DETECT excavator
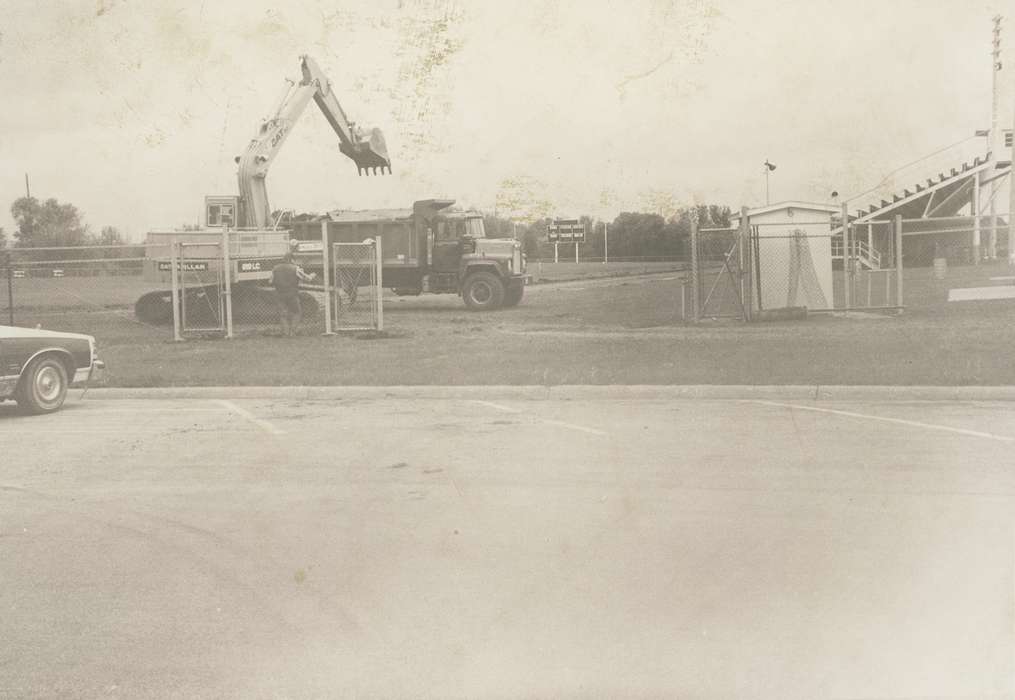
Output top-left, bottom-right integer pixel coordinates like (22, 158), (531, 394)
(135, 54), (391, 324)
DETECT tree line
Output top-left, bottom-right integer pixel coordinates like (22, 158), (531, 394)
(483, 204), (732, 260)
(7, 196), (125, 249)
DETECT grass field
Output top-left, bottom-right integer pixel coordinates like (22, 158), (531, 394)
(6, 261), (1015, 387)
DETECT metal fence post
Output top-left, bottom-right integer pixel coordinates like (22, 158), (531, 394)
(840, 203), (850, 309)
(689, 217), (700, 322)
(221, 229), (233, 339)
(374, 236), (383, 332)
(894, 214), (904, 312)
(3, 249), (12, 326)
(322, 220), (334, 335)
(170, 240), (183, 342)
(739, 206), (752, 321)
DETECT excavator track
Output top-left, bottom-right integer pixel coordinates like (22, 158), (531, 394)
(135, 283), (319, 326)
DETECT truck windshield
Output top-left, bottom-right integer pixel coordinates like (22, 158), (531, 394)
(465, 218), (485, 238)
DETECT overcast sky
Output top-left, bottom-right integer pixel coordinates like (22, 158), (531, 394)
(1, 0), (1011, 240)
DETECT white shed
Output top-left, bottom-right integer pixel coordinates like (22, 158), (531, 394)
(731, 201), (838, 311)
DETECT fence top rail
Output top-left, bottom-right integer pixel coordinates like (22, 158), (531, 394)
(11, 257), (147, 266)
(147, 228), (290, 234)
(895, 226), (1004, 236)
(7, 243), (146, 253)
(856, 215), (1004, 225)
(750, 221), (837, 227)
(698, 227), (738, 233)
(754, 232), (838, 238)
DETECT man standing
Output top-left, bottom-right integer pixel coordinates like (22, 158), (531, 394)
(271, 254), (316, 336)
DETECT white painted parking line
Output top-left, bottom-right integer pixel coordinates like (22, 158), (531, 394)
(83, 408), (226, 412)
(216, 400), (286, 436)
(0, 428), (169, 434)
(468, 399), (607, 436)
(470, 400), (521, 414)
(748, 400), (1015, 443)
(542, 418), (609, 436)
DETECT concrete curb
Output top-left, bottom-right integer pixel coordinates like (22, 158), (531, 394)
(84, 385), (1015, 401)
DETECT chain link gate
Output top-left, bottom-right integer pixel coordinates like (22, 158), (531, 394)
(170, 240), (227, 339)
(690, 223), (751, 320)
(326, 239), (383, 333)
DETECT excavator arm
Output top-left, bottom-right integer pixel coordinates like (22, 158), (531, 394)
(235, 54), (391, 229)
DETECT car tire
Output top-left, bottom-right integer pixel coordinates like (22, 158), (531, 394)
(16, 355), (69, 414)
(462, 271), (505, 311)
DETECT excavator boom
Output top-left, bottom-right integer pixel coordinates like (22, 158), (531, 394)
(235, 54), (391, 228)
(301, 55), (391, 176)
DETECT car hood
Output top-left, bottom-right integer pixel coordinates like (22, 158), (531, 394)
(0, 325), (95, 342)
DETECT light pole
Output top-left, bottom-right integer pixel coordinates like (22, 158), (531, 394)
(764, 160), (777, 205)
(604, 221), (609, 264)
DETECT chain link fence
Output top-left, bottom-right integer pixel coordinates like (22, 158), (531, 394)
(687, 214), (908, 321)
(1, 244), (165, 343)
(895, 216), (1008, 267)
(754, 230), (836, 311)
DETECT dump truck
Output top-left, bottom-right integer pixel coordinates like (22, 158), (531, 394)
(289, 199), (528, 310)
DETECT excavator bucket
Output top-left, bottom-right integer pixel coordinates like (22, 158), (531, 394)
(340, 127), (392, 176)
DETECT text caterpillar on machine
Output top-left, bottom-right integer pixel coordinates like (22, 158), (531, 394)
(135, 54), (391, 325)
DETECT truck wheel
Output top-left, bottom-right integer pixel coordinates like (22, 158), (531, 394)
(462, 271), (505, 311)
(503, 285), (524, 307)
(15, 355), (69, 414)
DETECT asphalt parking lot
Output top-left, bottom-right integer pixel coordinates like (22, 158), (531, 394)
(2, 393), (1014, 699)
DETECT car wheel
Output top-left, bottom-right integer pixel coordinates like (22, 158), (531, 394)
(16, 356), (69, 414)
(462, 271), (505, 311)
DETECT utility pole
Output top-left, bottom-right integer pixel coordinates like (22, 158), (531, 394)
(992, 16), (1002, 156)
(24, 173), (30, 199)
(604, 221), (609, 264)
(987, 16), (1003, 258)
(1009, 93), (1015, 265)
(764, 160), (776, 205)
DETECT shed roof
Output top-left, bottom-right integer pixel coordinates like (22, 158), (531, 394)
(729, 201), (840, 222)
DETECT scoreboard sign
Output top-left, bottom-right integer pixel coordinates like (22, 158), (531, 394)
(547, 219), (586, 243)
